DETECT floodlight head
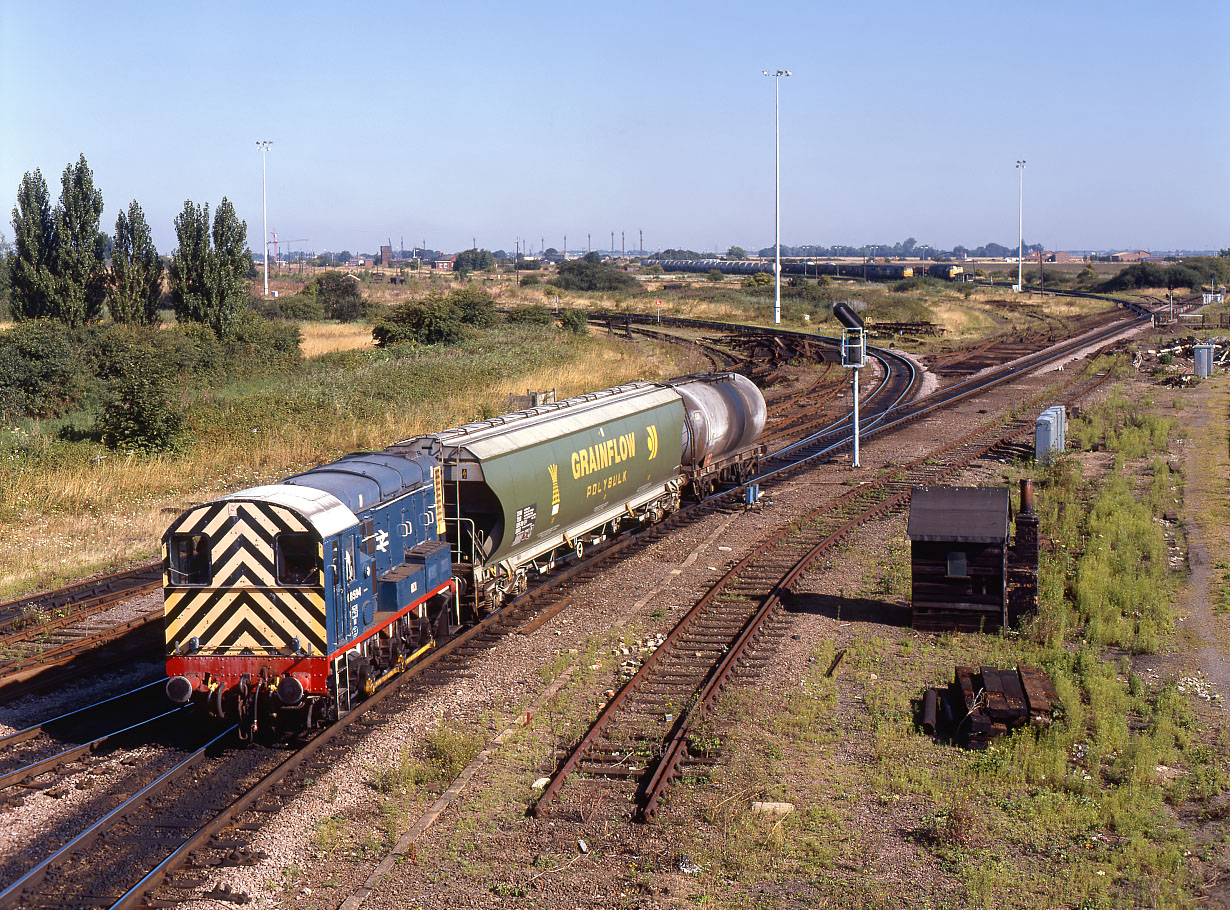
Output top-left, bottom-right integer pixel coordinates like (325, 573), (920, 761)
(762, 70), (769, 75)
(833, 302), (865, 329)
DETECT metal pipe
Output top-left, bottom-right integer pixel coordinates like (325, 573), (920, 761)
(1019, 477), (1035, 514)
(852, 367), (861, 468)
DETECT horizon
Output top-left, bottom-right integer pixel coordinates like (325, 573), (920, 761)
(3, 0), (1227, 258)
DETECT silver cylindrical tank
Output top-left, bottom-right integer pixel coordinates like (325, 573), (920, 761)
(675, 373), (766, 466)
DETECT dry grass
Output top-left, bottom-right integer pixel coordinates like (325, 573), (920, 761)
(299, 322), (375, 358)
(0, 330), (692, 599)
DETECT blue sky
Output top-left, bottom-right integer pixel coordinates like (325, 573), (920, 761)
(2, 0), (1226, 256)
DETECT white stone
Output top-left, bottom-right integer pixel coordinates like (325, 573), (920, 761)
(751, 801), (794, 816)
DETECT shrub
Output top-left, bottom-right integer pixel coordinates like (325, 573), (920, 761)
(519, 274), (541, 286)
(554, 253), (639, 292)
(0, 319), (91, 421)
(706, 269), (724, 282)
(742, 272), (774, 288)
(890, 276), (947, 293)
(166, 322), (223, 378)
(316, 271), (375, 321)
(94, 352), (184, 454)
(222, 313), (303, 377)
(373, 296), (466, 346)
(506, 305), (554, 325)
(448, 285), (497, 328)
(271, 290), (327, 321)
(559, 308), (588, 334)
(1100, 262), (1203, 292)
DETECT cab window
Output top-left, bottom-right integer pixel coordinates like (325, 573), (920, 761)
(361, 518), (376, 557)
(276, 533), (318, 586)
(169, 534), (211, 585)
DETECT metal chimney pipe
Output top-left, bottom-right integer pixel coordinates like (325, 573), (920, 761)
(1020, 478), (1035, 514)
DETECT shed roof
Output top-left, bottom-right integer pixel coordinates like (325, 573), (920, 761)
(906, 485), (1009, 543)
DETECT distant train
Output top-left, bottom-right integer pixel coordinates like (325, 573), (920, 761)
(648, 259), (964, 282)
(162, 373), (766, 736)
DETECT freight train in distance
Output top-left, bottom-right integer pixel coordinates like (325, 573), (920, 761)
(162, 373), (766, 737)
(648, 258), (964, 281)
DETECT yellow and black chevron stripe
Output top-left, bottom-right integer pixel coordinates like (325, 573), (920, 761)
(164, 500), (327, 654)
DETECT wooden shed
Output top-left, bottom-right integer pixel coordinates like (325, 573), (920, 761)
(906, 486), (1009, 632)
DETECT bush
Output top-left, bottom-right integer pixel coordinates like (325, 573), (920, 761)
(279, 291), (328, 321)
(1100, 262), (1204, 293)
(223, 313), (303, 376)
(373, 297), (467, 346)
(316, 271), (375, 321)
(742, 272), (774, 288)
(448, 285), (497, 328)
(559, 308), (588, 334)
(520, 274), (541, 286)
(889, 276), (948, 293)
(0, 320), (92, 421)
(94, 353), (184, 454)
(554, 253), (639, 292)
(706, 269), (724, 282)
(506, 305), (553, 324)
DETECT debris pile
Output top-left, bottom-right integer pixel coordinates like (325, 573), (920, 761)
(920, 664), (1059, 749)
(615, 633), (666, 679)
(1134, 335), (1228, 385)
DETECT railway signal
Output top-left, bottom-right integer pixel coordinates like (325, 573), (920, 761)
(834, 303), (865, 467)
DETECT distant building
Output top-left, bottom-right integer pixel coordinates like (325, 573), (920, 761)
(433, 257), (455, 271)
(1046, 251), (1077, 263)
(1111, 250), (1151, 263)
(380, 245), (392, 267)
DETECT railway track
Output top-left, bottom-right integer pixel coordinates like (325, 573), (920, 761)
(0, 304), (1154, 905)
(532, 361), (1115, 822)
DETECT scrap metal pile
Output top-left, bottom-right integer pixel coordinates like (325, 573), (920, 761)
(920, 664), (1059, 749)
(1134, 336), (1228, 385)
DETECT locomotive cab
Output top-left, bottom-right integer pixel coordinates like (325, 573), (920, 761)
(163, 452), (456, 738)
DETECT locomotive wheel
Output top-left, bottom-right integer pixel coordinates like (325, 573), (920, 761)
(208, 685), (224, 720)
(359, 661), (377, 697)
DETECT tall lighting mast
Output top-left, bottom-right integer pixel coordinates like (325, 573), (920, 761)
(1016, 159), (1026, 292)
(763, 69), (790, 325)
(256, 141), (273, 297)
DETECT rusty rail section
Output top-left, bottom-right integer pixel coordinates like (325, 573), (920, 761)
(0, 563), (161, 641)
(533, 364), (1113, 822)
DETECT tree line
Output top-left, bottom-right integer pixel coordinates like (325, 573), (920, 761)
(5, 154), (252, 338)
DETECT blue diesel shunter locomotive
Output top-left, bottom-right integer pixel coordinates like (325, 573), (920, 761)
(163, 451), (455, 737)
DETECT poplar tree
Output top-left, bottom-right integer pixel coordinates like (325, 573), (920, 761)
(108, 201), (163, 324)
(10, 168), (58, 320)
(169, 197), (251, 338)
(52, 154), (107, 326)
